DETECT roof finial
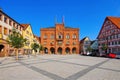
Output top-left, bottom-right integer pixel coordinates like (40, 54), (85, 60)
(62, 15), (65, 24)
(55, 15), (57, 24)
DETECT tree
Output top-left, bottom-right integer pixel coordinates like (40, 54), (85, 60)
(31, 43), (39, 56)
(39, 44), (44, 54)
(86, 46), (92, 52)
(7, 29), (27, 60)
(101, 44), (108, 54)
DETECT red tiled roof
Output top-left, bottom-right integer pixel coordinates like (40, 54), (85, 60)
(21, 24), (30, 30)
(107, 16), (120, 29)
(97, 16), (120, 39)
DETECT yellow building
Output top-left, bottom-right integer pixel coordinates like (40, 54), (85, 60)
(21, 24), (35, 54)
(33, 34), (40, 45)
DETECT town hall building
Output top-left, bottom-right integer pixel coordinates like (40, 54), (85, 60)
(40, 20), (79, 54)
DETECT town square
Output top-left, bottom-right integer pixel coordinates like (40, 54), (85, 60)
(0, 54), (120, 80)
(0, 0), (120, 80)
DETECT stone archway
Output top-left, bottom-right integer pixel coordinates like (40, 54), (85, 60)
(65, 47), (70, 54)
(0, 44), (4, 52)
(50, 47), (55, 54)
(72, 47), (77, 54)
(57, 47), (62, 54)
(44, 47), (48, 54)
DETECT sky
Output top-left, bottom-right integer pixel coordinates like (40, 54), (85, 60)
(0, 0), (120, 40)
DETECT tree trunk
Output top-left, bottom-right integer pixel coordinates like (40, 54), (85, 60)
(16, 48), (19, 60)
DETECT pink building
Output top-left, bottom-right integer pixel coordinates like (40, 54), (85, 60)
(97, 16), (120, 55)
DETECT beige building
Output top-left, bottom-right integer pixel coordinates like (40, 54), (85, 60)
(0, 10), (23, 57)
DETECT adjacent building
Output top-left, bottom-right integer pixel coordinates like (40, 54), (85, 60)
(40, 21), (79, 54)
(80, 37), (91, 54)
(0, 10), (23, 57)
(90, 40), (99, 56)
(21, 24), (35, 55)
(97, 16), (120, 55)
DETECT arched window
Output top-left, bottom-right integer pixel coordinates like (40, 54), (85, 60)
(72, 34), (76, 39)
(58, 32), (63, 39)
(66, 34), (70, 39)
(44, 34), (47, 39)
(50, 34), (54, 39)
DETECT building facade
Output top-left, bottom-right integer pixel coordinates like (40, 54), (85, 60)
(21, 24), (35, 55)
(80, 37), (91, 55)
(97, 16), (120, 55)
(0, 10), (23, 57)
(40, 22), (79, 54)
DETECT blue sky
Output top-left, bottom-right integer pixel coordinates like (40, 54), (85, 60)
(0, 0), (120, 40)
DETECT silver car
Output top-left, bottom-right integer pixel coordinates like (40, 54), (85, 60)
(116, 52), (120, 59)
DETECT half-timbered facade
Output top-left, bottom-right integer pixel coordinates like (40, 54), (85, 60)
(97, 16), (120, 55)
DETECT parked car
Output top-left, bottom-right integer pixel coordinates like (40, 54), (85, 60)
(108, 53), (116, 58)
(108, 52), (120, 59)
(100, 53), (108, 57)
(116, 52), (120, 59)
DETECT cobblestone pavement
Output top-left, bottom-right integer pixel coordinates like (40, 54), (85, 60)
(0, 54), (120, 80)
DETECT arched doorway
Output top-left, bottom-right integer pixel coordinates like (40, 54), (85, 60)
(72, 47), (77, 54)
(57, 47), (62, 54)
(0, 44), (4, 52)
(65, 47), (70, 54)
(44, 47), (48, 54)
(50, 47), (55, 54)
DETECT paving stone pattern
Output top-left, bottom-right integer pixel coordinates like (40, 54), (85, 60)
(0, 55), (120, 80)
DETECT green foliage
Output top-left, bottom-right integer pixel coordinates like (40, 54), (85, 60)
(101, 44), (108, 51)
(7, 29), (27, 49)
(86, 46), (92, 52)
(39, 44), (44, 52)
(31, 43), (39, 52)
